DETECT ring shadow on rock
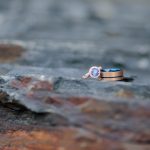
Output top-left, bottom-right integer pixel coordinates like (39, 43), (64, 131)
(121, 76), (136, 82)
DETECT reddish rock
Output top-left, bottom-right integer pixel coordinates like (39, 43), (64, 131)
(0, 128), (149, 150)
(0, 44), (25, 63)
(0, 128), (123, 150)
(68, 97), (92, 106)
(10, 76), (32, 89)
(116, 89), (134, 99)
(45, 96), (64, 106)
(30, 81), (53, 92)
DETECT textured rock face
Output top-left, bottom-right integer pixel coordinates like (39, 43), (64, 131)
(0, 0), (150, 150)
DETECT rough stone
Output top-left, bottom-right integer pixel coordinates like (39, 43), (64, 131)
(0, 0), (150, 149)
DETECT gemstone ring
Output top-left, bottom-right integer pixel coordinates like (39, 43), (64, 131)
(82, 66), (102, 79)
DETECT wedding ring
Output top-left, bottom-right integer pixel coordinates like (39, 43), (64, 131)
(101, 68), (123, 78)
(101, 76), (124, 81)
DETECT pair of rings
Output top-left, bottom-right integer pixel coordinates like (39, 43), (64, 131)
(82, 66), (124, 81)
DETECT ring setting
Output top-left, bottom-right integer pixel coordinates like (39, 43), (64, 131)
(82, 66), (102, 79)
(89, 66), (102, 78)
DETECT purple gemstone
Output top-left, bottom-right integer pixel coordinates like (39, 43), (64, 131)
(89, 67), (100, 78)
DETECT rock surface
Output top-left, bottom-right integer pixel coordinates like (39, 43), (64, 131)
(0, 0), (150, 150)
